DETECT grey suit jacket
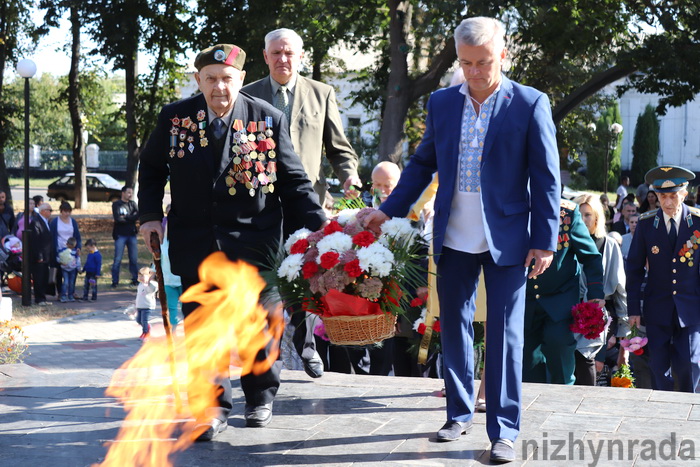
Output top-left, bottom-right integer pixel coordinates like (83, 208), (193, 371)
(242, 75), (359, 200)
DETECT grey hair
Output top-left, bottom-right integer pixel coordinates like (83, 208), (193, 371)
(264, 28), (304, 52)
(454, 17), (506, 52)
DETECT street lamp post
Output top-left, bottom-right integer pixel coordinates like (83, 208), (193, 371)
(603, 123), (624, 195)
(17, 59), (36, 307)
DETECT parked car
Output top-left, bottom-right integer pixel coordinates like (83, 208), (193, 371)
(47, 173), (123, 202)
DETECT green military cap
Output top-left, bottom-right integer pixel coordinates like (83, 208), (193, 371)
(194, 44), (246, 71)
(645, 165), (696, 193)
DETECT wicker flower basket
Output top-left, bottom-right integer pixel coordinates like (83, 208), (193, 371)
(322, 313), (397, 346)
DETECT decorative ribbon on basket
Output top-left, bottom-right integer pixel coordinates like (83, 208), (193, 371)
(319, 289), (397, 346)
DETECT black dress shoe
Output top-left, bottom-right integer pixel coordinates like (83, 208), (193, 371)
(490, 438), (515, 463)
(436, 420), (472, 441)
(302, 354), (324, 378)
(194, 418), (227, 442)
(244, 403), (273, 427)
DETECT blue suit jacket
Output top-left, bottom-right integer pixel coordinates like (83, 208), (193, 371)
(379, 76), (560, 266)
(626, 204), (700, 327)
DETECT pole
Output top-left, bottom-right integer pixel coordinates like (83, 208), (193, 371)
(150, 231), (182, 412)
(603, 138), (610, 196)
(21, 77), (31, 307)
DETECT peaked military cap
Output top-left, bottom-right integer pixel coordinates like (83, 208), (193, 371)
(194, 44), (246, 71)
(645, 165), (696, 193)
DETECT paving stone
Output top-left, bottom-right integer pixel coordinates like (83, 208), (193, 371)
(577, 397), (691, 420)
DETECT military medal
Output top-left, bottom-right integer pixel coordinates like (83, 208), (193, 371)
(201, 138), (209, 147)
(677, 230), (700, 266)
(651, 246), (659, 254)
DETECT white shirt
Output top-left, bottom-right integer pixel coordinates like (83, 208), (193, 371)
(662, 209), (683, 235)
(443, 83), (500, 254)
(56, 217), (74, 251)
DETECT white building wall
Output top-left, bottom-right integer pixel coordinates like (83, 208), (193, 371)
(619, 89), (700, 172)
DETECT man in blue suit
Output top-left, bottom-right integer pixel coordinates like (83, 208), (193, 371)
(626, 165), (700, 393)
(364, 16), (560, 463)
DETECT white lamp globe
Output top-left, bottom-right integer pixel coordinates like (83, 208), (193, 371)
(17, 59), (37, 78)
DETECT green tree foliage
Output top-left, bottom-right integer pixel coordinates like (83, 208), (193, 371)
(0, 0), (38, 203)
(4, 72), (127, 151)
(586, 103), (623, 192)
(630, 104), (659, 185)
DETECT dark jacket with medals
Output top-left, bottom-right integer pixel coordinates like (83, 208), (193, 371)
(626, 205), (700, 327)
(526, 199), (605, 322)
(138, 92), (326, 276)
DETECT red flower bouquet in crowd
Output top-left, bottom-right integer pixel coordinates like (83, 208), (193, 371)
(620, 324), (648, 355)
(272, 207), (427, 345)
(570, 301), (606, 340)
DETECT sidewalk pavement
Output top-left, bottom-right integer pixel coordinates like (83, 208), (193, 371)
(2, 294), (700, 466)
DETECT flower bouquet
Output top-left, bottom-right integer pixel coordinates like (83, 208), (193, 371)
(619, 324), (648, 355)
(570, 301), (606, 340)
(611, 364), (635, 388)
(273, 207), (427, 346)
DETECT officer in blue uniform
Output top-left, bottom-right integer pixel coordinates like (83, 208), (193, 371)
(626, 165), (700, 392)
(524, 199), (605, 384)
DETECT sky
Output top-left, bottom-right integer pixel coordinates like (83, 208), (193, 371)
(8, 7), (177, 80)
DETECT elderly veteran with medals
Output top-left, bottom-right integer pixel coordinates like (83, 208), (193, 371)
(626, 165), (700, 393)
(523, 199), (605, 385)
(138, 44), (327, 440)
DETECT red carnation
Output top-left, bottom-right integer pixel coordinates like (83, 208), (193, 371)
(344, 259), (363, 278)
(323, 220), (343, 235)
(290, 238), (309, 254)
(632, 348), (644, 356)
(433, 320), (441, 333)
(417, 323), (427, 335)
(320, 251), (340, 269)
(352, 230), (376, 247)
(302, 261), (319, 279)
(410, 297), (424, 307)
(569, 301), (606, 340)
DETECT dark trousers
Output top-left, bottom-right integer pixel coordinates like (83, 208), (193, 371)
(574, 350), (596, 385)
(437, 247), (526, 442)
(30, 261), (49, 303)
(647, 308), (700, 392)
(83, 272), (98, 299)
(181, 275), (281, 422)
(523, 301), (576, 384)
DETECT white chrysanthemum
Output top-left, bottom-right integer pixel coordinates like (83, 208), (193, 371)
(380, 217), (418, 245)
(277, 253), (304, 281)
(357, 242), (394, 277)
(336, 209), (360, 226)
(316, 232), (353, 259)
(413, 308), (428, 331)
(284, 228), (312, 253)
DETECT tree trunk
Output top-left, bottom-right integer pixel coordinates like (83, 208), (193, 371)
(68, 5), (87, 209)
(378, 0), (457, 164)
(552, 64), (636, 124)
(124, 14), (140, 189)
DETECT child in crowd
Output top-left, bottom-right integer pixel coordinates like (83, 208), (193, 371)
(81, 239), (102, 301)
(57, 237), (80, 303)
(135, 266), (158, 340)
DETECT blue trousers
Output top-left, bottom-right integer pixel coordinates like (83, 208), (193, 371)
(111, 235), (139, 284)
(437, 247), (527, 442)
(646, 308), (700, 392)
(60, 269), (77, 299)
(136, 308), (151, 334)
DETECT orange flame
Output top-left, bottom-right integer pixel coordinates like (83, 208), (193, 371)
(98, 252), (283, 466)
